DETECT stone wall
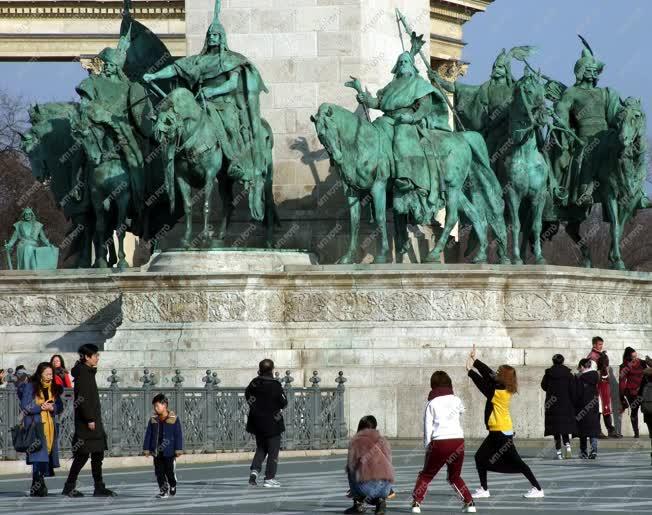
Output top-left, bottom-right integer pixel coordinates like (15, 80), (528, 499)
(2, 264), (651, 439)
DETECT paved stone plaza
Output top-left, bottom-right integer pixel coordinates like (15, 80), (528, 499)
(0, 447), (649, 514)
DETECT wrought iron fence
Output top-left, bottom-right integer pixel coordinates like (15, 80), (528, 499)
(0, 368), (348, 460)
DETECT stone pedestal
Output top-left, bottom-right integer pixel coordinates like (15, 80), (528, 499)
(2, 264), (651, 439)
(146, 249), (317, 273)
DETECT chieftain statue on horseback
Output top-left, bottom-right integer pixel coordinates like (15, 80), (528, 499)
(20, 0), (278, 268)
(314, 11), (648, 269)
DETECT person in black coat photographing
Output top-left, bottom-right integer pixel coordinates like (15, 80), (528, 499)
(541, 354), (577, 460)
(245, 359), (288, 488)
(62, 344), (116, 497)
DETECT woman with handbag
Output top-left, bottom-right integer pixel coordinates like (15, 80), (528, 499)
(19, 362), (64, 497)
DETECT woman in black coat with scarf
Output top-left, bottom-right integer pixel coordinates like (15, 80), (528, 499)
(541, 354), (577, 459)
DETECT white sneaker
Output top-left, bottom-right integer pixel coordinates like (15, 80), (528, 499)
(523, 487), (544, 498)
(411, 501), (422, 513)
(564, 445), (572, 459)
(462, 502), (477, 513)
(473, 487), (490, 498)
(263, 479), (281, 488)
(556, 451), (563, 460)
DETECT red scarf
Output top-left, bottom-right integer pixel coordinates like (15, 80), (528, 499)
(428, 386), (454, 401)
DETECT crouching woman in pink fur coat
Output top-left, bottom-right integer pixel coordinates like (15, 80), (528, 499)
(344, 415), (395, 515)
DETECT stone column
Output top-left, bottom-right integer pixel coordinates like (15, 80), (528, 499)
(184, 0), (433, 263)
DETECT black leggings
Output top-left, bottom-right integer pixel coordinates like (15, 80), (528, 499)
(624, 394), (641, 435)
(475, 432), (541, 491)
(553, 433), (570, 450)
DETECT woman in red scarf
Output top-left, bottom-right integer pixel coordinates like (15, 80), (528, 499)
(50, 354), (72, 388)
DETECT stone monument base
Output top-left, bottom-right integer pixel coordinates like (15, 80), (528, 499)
(146, 249), (317, 273)
(1, 264), (651, 439)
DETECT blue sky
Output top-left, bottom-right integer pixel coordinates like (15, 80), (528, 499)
(461, 0), (651, 129)
(0, 0), (649, 128)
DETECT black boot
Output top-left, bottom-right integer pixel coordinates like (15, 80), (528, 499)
(62, 482), (84, 497)
(375, 498), (387, 515)
(632, 417), (639, 438)
(30, 474), (47, 497)
(344, 498), (366, 514)
(93, 482), (117, 497)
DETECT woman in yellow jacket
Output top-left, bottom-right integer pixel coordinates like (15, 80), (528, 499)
(20, 362), (64, 496)
(466, 347), (544, 500)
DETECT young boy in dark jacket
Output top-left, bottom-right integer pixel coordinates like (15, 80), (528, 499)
(143, 393), (183, 499)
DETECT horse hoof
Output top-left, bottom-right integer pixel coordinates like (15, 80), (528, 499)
(582, 260), (592, 269)
(372, 254), (389, 264)
(424, 253), (440, 264)
(512, 258), (524, 265)
(535, 257), (547, 265)
(181, 239), (191, 249)
(94, 259), (109, 269)
(473, 257), (488, 264)
(500, 258), (511, 265)
(117, 259), (129, 270)
(610, 260), (626, 271)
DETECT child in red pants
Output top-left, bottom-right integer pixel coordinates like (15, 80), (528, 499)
(411, 371), (475, 513)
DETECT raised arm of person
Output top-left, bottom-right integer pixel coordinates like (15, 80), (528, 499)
(143, 64), (178, 83)
(466, 346), (496, 399)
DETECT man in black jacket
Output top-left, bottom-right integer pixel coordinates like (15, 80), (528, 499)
(245, 359), (287, 488)
(62, 344), (116, 497)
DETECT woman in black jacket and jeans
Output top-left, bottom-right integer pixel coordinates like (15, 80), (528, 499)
(245, 359), (288, 488)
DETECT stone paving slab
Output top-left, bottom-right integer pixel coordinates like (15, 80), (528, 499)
(0, 448), (649, 514)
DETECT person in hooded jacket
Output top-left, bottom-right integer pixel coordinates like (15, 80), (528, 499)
(575, 358), (601, 459)
(245, 359), (287, 488)
(541, 354), (577, 459)
(62, 344), (116, 498)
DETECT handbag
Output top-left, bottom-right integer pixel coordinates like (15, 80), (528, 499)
(11, 416), (43, 454)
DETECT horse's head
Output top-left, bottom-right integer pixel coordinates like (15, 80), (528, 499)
(514, 69), (548, 127)
(153, 88), (200, 143)
(617, 97), (646, 148)
(311, 103), (342, 164)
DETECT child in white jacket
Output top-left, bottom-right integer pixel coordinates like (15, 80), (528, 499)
(410, 371), (476, 513)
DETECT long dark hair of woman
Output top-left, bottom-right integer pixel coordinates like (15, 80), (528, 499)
(30, 362), (63, 399)
(50, 354), (67, 371)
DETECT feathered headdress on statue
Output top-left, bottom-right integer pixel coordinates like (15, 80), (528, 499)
(98, 23), (132, 71)
(390, 31), (423, 75)
(493, 46), (536, 86)
(574, 35), (604, 83)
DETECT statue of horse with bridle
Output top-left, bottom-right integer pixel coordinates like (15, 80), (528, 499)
(153, 88), (277, 248)
(560, 97), (648, 270)
(312, 102), (509, 264)
(22, 102), (109, 268)
(502, 69), (552, 264)
(70, 108), (133, 269)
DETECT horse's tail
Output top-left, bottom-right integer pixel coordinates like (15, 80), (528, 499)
(462, 131), (507, 246)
